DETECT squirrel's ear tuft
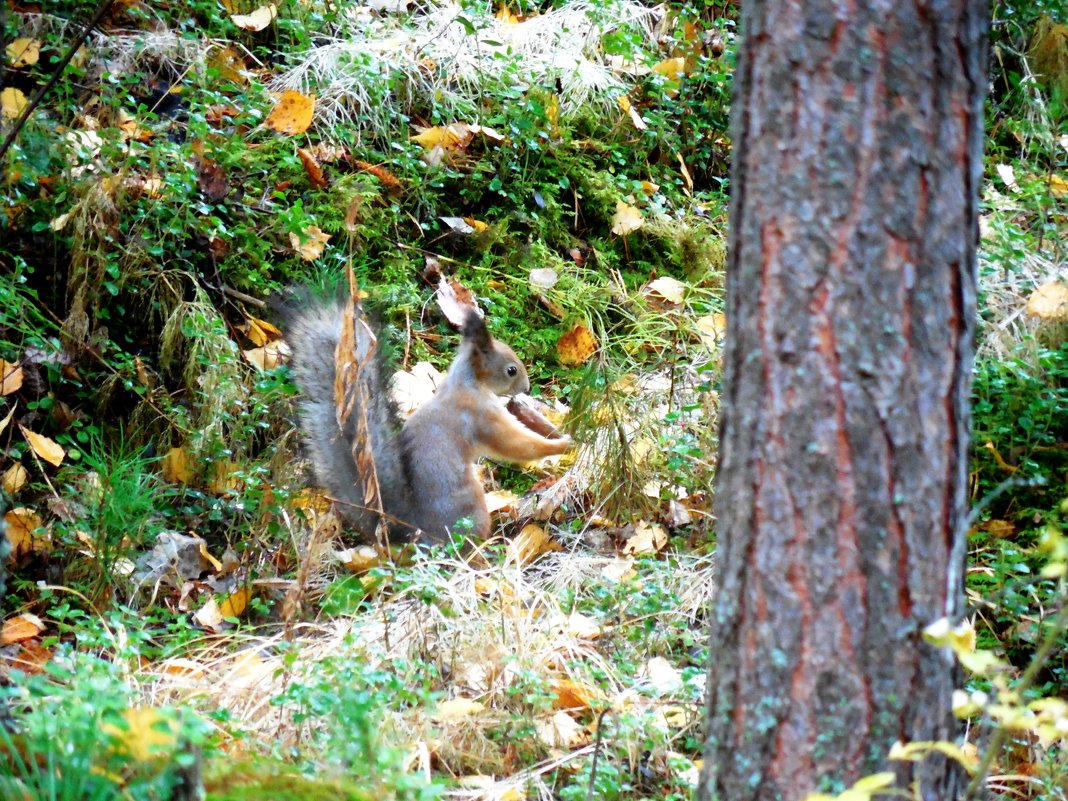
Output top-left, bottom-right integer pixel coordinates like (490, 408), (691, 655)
(462, 309), (491, 350)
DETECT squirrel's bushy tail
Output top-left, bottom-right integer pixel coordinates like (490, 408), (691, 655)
(280, 295), (414, 539)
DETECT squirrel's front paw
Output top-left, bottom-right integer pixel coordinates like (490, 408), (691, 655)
(553, 435), (574, 453)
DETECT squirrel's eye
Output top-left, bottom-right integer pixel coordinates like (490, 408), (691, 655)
(507, 365), (518, 377)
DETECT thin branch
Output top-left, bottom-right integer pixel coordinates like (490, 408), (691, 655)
(0, 0), (116, 164)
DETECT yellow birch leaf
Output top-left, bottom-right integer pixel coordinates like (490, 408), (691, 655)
(652, 56), (687, 80)
(645, 276), (687, 304)
(289, 225), (330, 261)
(0, 360), (23, 395)
(335, 545), (381, 573)
(695, 313), (727, 349)
(193, 597), (224, 629)
(496, 5), (519, 24)
(242, 344), (282, 371)
(0, 403), (16, 436)
(433, 698), (484, 722)
(616, 94), (647, 131)
(161, 447), (194, 484)
(551, 678), (604, 710)
(105, 707), (181, 761)
(4, 508), (45, 560)
(566, 611), (601, 640)
(2, 463), (28, 495)
(6, 38), (40, 69)
(209, 460), (244, 494)
(623, 520), (667, 555)
(610, 200), (643, 235)
(219, 586), (250, 618)
(1026, 281), (1068, 320)
(1050, 174), (1068, 196)
(462, 216), (489, 233)
(410, 124), (474, 151)
(265, 89), (314, 135)
(0, 613), (45, 645)
(557, 323), (597, 365)
(245, 316), (282, 346)
(485, 489), (519, 514)
(18, 424), (64, 467)
(1, 87), (28, 121)
(230, 3), (277, 31)
(508, 522), (561, 565)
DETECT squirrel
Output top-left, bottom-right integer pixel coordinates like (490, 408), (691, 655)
(282, 296), (573, 544)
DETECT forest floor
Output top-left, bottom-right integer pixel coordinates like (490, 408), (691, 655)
(0, 2), (1066, 800)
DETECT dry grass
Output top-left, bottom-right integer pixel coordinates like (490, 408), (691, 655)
(272, 0), (657, 141)
(135, 521), (712, 794)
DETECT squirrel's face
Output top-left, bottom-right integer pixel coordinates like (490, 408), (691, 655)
(484, 341), (531, 396)
(463, 311), (531, 396)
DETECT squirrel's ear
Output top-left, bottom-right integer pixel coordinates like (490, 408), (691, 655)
(462, 310), (492, 351)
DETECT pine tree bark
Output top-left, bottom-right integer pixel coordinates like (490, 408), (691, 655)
(699, 2), (988, 800)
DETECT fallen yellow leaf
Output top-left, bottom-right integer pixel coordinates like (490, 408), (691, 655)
(1, 87), (28, 121)
(1050, 174), (1068, 197)
(645, 276), (687, 305)
(610, 200), (643, 236)
(434, 698), (485, 722)
(0, 360), (23, 395)
(508, 523), (560, 566)
(551, 678), (605, 711)
(0, 613), (45, 645)
(2, 463), (28, 495)
(336, 545), (381, 573)
(557, 323), (598, 366)
(219, 586), (250, 618)
(4, 508), (45, 560)
(265, 89), (315, 135)
(652, 56), (688, 80)
(245, 316), (283, 346)
(410, 123), (474, 151)
(18, 424), (64, 467)
(105, 707), (181, 762)
(289, 225), (330, 261)
(230, 3), (277, 31)
(242, 344), (283, 371)
(6, 38), (40, 69)
(622, 520), (667, 555)
(161, 447), (194, 484)
(1026, 281), (1068, 321)
(0, 404), (14, 436)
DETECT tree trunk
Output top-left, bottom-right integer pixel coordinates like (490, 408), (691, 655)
(699, 2), (988, 800)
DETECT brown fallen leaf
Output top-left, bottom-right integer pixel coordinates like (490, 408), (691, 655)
(436, 276), (479, 327)
(196, 157), (230, 201)
(5, 508), (46, 560)
(557, 324), (598, 366)
(1, 613), (45, 645)
(297, 147), (328, 189)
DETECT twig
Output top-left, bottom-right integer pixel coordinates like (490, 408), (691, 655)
(0, 0), (116, 164)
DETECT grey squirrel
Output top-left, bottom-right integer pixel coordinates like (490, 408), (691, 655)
(283, 297), (573, 544)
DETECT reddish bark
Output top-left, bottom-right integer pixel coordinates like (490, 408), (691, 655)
(699, 2), (988, 800)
